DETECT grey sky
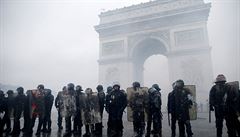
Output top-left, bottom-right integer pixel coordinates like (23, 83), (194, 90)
(0, 0), (239, 92)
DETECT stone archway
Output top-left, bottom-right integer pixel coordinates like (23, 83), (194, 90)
(95, 0), (213, 101)
(131, 38), (168, 84)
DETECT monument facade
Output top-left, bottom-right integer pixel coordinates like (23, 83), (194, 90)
(95, 0), (213, 100)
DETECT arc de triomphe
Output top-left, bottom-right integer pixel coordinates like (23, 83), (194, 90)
(95, 0), (213, 100)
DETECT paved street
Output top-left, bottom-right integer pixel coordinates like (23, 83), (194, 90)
(2, 111), (228, 137)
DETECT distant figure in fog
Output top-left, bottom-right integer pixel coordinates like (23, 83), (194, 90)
(42, 89), (54, 133)
(55, 86), (65, 130)
(11, 87), (26, 135)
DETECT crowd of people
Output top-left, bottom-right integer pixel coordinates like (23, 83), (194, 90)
(0, 74), (239, 137)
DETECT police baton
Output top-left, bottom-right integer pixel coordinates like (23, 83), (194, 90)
(209, 108), (211, 123)
(168, 112), (171, 126)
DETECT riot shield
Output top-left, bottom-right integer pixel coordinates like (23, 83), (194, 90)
(80, 92), (101, 125)
(184, 85), (197, 120)
(30, 89), (45, 118)
(126, 87), (148, 122)
(60, 92), (76, 118)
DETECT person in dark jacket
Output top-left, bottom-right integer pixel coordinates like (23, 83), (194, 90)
(73, 85), (84, 135)
(55, 86), (65, 130)
(169, 80), (193, 137)
(2, 90), (15, 134)
(95, 85), (105, 136)
(106, 83), (127, 137)
(11, 87), (26, 135)
(167, 82), (177, 137)
(42, 89), (54, 133)
(105, 86), (113, 136)
(210, 74), (240, 137)
(146, 84), (162, 137)
(22, 90), (31, 134)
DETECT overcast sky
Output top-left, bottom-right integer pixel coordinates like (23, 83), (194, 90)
(0, 0), (239, 92)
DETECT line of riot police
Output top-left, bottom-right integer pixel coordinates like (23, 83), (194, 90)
(0, 85), (54, 136)
(0, 75), (240, 137)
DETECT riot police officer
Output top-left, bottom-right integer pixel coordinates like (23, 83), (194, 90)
(106, 86), (113, 136)
(167, 82), (177, 137)
(63, 83), (77, 137)
(129, 82), (148, 137)
(106, 83), (127, 137)
(2, 90), (14, 134)
(172, 80), (193, 137)
(209, 74), (240, 137)
(11, 87), (26, 135)
(55, 86), (65, 130)
(146, 84), (162, 137)
(42, 89), (54, 133)
(31, 84), (46, 135)
(73, 85), (84, 135)
(22, 90), (31, 134)
(95, 85), (105, 136)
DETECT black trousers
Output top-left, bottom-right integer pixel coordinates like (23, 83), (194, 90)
(178, 120), (193, 137)
(57, 110), (62, 128)
(31, 114), (44, 133)
(43, 112), (52, 130)
(12, 110), (23, 133)
(133, 110), (145, 136)
(65, 116), (72, 133)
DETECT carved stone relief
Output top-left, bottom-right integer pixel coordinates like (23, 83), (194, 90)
(102, 40), (124, 56)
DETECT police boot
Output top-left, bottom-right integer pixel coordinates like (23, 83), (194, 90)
(217, 128), (222, 137)
(159, 129), (162, 137)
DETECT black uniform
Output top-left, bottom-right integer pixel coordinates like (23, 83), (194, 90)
(95, 85), (105, 136)
(11, 90), (26, 135)
(168, 80), (193, 137)
(210, 82), (239, 137)
(73, 86), (84, 135)
(168, 90), (177, 137)
(42, 89), (54, 132)
(2, 91), (14, 134)
(55, 91), (63, 129)
(106, 85), (127, 137)
(22, 90), (31, 134)
(146, 87), (162, 137)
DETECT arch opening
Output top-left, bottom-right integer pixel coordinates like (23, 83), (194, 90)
(131, 38), (169, 85)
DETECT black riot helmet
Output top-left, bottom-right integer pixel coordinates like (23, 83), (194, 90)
(113, 83), (120, 90)
(17, 87), (24, 95)
(176, 79), (184, 89)
(7, 90), (14, 95)
(76, 85), (83, 91)
(152, 84), (161, 91)
(107, 86), (113, 94)
(132, 81), (140, 90)
(67, 83), (75, 91)
(37, 84), (44, 90)
(96, 85), (103, 92)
